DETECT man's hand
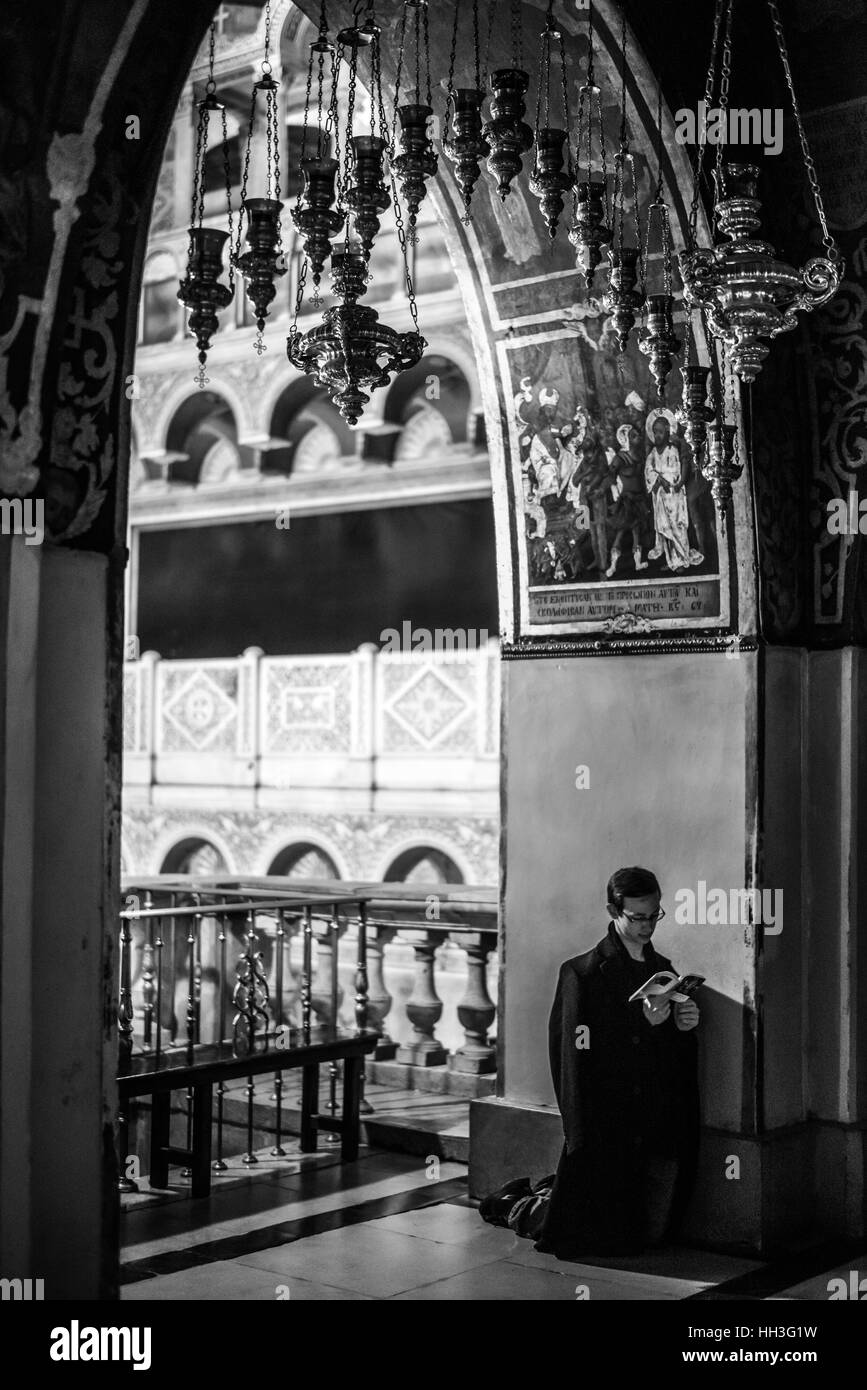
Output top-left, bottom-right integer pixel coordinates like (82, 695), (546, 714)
(674, 999), (700, 1031)
(643, 996), (671, 1026)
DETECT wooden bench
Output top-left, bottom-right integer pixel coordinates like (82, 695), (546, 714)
(119, 1030), (378, 1198)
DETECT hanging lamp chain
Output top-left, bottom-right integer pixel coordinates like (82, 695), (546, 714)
(445, 1), (459, 143)
(766, 0), (839, 261)
(510, 0), (523, 71)
(688, 0), (726, 250)
(715, 0), (734, 203)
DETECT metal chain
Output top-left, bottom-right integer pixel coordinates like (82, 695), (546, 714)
(482, 0), (496, 90)
(326, 45), (342, 191)
(291, 253), (308, 327)
(618, 0), (627, 152)
(510, 0), (523, 71)
(393, 0), (409, 130)
(596, 82), (610, 223)
(299, 39), (314, 176)
(191, 104), (207, 230)
(534, 9), (551, 137)
(715, 0), (734, 202)
(558, 25), (572, 175)
(445, 1), (459, 143)
(415, 2), (424, 100)
(423, 0), (431, 108)
(234, 82), (258, 264)
(389, 163), (421, 334)
(473, 0), (481, 93)
(270, 85), (282, 206)
(689, 0), (726, 248)
(342, 41), (358, 229)
(221, 106), (235, 293)
(766, 0), (838, 260)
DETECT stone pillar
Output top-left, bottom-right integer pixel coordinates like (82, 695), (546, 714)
(0, 540), (120, 1298)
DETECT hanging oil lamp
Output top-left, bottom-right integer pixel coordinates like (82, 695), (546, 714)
(678, 362), (715, 462)
(443, 0), (490, 224)
(681, 162), (840, 383)
(287, 2), (426, 426)
(482, 1), (533, 201)
(291, 6), (344, 306)
(232, 0), (287, 354)
(602, 7), (644, 350)
(392, 1), (437, 244)
(345, 134), (391, 261)
(704, 419), (740, 510)
(177, 21), (234, 388)
(568, 3), (612, 284)
(638, 82), (680, 396)
(678, 0), (840, 384)
(287, 240), (425, 425)
(529, 1), (572, 239)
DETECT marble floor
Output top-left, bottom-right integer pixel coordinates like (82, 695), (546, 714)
(119, 1143), (867, 1301)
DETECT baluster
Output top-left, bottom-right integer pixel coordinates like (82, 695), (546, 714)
(396, 929), (448, 1065)
(168, 909), (179, 1046)
(301, 905), (313, 1044)
(367, 926), (397, 1059)
(271, 908), (287, 1156)
(323, 903), (341, 1144)
(186, 905), (200, 1064)
(310, 914), (344, 1033)
(243, 1071), (258, 1167)
(355, 901), (373, 1116)
(448, 931), (497, 1074)
(118, 901), (135, 1074)
(154, 912), (164, 1070)
(232, 908), (270, 1057)
(213, 912), (229, 1173)
(117, 893), (138, 1193)
(141, 891), (155, 1050)
(180, 903), (200, 1179)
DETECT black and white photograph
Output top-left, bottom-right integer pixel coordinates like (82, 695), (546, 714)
(1, 0), (866, 1355)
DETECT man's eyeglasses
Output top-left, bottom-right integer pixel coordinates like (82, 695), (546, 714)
(621, 907), (666, 924)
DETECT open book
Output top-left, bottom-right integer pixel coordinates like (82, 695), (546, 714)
(627, 971), (705, 1005)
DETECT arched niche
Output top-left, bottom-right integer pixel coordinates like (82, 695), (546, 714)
(267, 841), (341, 879)
(165, 389), (241, 486)
(268, 376), (355, 475)
(159, 836), (228, 876)
(384, 845), (465, 886)
(385, 353), (472, 448)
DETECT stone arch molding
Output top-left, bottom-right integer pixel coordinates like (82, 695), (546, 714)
(256, 829), (349, 880)
(144, 376), (251, 458)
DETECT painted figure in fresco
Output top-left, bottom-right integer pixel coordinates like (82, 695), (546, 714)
(529, 387), (565, 507)
(567, 421), (612, 573)
(606, 423), (653, 578)
(644, 410), (704, 572)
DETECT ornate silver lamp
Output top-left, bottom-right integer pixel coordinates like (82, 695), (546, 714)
(678, 0), (841, 384)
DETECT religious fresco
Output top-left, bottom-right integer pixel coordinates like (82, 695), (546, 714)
(500, 309), (730, 639)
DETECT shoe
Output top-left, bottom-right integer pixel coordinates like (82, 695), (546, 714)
(479, 1177), (532, 1226)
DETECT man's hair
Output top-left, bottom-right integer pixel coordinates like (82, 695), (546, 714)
(607, 866), (661, 911)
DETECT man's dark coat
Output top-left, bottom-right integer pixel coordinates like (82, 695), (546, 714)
(537, 923), (700, 1256)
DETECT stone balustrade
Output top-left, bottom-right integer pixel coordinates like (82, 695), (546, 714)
(123, 643), (500, 799)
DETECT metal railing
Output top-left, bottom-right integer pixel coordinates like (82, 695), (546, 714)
(117, 876), (499, 1184)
